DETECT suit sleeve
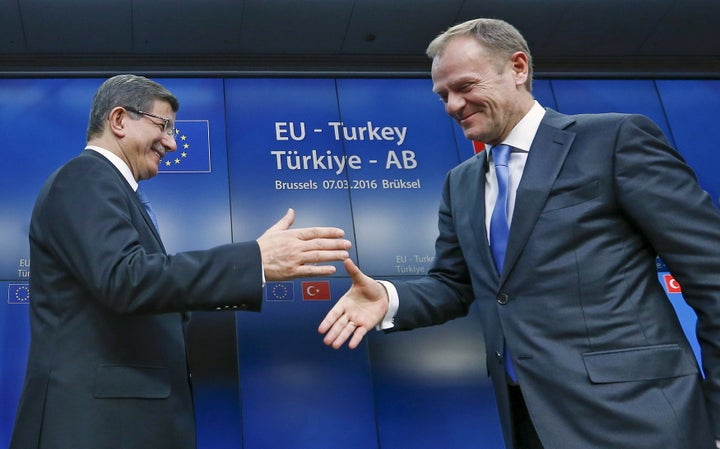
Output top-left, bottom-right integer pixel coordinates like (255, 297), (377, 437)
(34, 156), (263, 315)
(614, 114), (720, 434)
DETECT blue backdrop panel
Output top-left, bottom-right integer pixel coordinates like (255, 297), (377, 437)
(335, 78), (460, 276)
(656, 80), (720, 207)
(333, 78), (503, 448)
(146, 78), (234, 252)
(149, 78), (243, 449)
(0, 78), (100, 448)
(551, 79), (674, 145)
(0, 79), (97, 280)
(0, 282), (30, 447)
(370, 298), (504, 449)
(225, 78), (378, 449)
(1, 76), (715, 449)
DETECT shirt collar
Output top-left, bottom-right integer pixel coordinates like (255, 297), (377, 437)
(486, 100), (546, 157)
(85, 145), (138, 191)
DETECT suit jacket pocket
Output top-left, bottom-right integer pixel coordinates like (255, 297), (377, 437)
(94, 364), (171, 399)
(583, 344), (697, 383)
(543, 180), (598, 212)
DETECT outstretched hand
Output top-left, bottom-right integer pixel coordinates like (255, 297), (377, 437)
(257, 208), (351, 280)
(318, 258), (389, 349)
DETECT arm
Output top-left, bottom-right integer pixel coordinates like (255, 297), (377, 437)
(614, 115), (720, 435)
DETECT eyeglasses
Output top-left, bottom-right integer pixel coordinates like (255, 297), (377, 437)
(123, 106), (177, 137)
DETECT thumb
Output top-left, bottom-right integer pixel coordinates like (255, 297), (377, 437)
(265, 208), (295, 233)
(344, 258), (366, 284)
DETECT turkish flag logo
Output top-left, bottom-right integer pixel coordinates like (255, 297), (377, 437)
(301, 281), (331, 301)
(663, 274), (682, 293)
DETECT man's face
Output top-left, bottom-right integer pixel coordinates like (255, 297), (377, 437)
(123, 100), (177, 181)
(431, 35), (526, 146)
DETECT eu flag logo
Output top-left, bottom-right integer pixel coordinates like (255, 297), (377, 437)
(8, 283), (30, 304)
(265, 282), (295, 301)
(159, 120), (211, 173)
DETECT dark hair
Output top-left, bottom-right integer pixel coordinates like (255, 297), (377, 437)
(426, 18), (534, 92)
(86, 74), (179, 141)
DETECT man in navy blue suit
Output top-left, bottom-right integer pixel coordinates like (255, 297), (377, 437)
(10, 74), (351, 449)
(320, 18), (720, 449)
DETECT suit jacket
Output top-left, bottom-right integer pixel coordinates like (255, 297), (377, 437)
(10, 150), (263, 449)
(392, 109), (720, 448)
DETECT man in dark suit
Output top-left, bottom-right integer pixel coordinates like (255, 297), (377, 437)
(10, 74), (351, 449)
(319, 18), (720, 448)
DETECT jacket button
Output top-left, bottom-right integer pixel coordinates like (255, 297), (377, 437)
(497, 293), (509, 305)
(495, 351), (502, 360)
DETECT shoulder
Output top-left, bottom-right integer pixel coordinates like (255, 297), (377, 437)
(38, 151), (129, 212)
(449, 151), (485, 177)
(50, 151), (121, 188)
(543, 108), (657, 132)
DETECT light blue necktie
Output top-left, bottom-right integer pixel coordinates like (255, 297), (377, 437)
(136, 186), (160, 233)
(489, 144), (518, 383)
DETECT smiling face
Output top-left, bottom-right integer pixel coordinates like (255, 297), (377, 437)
(431, 35), (533, 146)
(103, 99), (178, 181)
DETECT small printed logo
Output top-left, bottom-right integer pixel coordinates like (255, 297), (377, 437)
(663, 274), (682, 293)
(8, 283), (30, 304)
(301, 281), (331, 301)
(266, 282), (295, 301)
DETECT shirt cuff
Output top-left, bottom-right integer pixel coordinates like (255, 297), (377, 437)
(375, 280), (398, 330)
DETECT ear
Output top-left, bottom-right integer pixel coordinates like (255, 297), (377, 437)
(509, 51), (529, 88)
(107, 106), (129, 138)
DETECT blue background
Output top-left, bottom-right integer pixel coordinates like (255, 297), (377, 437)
(1, 77), (718, 448)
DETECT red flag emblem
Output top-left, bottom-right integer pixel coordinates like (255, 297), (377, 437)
(301, 281), (331, 300)
(663, 274), (682, 293)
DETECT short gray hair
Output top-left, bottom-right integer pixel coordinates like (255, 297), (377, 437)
(86, 74), (179, 141)
(426, 18), (533, 92)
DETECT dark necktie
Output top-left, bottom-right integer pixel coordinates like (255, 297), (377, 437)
(489, 144), (518, 383)
(136, 186), (160, 233)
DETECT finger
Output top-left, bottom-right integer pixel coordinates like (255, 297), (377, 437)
(293, 226), (346, 240)
(300, 248), (351, 265)
(297, 264), (338, 277)
(322, 312), (354, 347)
(318, 302), (345, 334)
(322, 318), (346, 347)
(348, 325), (368, 350)
(330, 319), (358, 349)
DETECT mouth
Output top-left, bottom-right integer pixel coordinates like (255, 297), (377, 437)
(151, 147), (165, 164)
(458, 111), (477, 126)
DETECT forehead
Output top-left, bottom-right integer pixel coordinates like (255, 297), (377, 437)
(431, 37), (496, 91)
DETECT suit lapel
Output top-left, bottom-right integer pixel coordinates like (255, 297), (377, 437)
(502, 110), (575, 279)
(85, 151), (167, 252)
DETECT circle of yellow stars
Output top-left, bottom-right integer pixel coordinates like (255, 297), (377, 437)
(164, 129), (190, 167)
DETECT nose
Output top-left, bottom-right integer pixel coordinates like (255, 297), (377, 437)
(163, 133), (178, 152)
(445, 92), (465, 117)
